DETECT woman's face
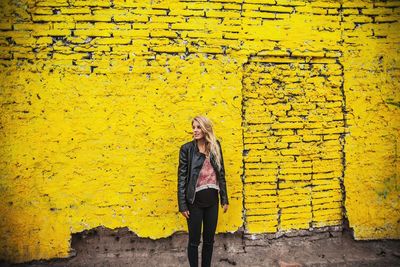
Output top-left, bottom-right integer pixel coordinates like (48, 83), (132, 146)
(192, 120), (205, 140)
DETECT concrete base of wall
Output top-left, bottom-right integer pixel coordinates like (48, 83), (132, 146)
(2, 226), (399, 267)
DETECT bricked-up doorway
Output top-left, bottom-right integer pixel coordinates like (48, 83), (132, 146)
(242, 54), (346, 234)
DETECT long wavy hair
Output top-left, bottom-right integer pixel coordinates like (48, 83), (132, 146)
(192, 115), (222, 171)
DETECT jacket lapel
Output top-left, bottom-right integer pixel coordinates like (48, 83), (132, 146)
(191, 140), (205, 171)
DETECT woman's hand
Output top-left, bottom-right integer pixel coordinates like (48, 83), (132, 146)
(181, 210), (190, 219)
(222, 204), (228, 213)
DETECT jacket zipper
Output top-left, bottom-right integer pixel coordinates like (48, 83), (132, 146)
(192, 190), (196, 204)
(191, 169), (200, 204)
(191, 154), (218, 204)
(191, 152), (203, 204)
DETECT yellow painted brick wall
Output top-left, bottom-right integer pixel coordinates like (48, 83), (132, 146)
(0, 0), (398, 263)
(341, 0), (400, 239)
(243, 57), (344, 233)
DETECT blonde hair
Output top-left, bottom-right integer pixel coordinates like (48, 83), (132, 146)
(192, 115), (222, 171)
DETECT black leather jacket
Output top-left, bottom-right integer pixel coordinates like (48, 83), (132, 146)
(177, 139), (229, 212)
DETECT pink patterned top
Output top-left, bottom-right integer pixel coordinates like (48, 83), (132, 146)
(196, 156), (220, 192)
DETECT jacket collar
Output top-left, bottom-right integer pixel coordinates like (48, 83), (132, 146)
(192, 139), (199, 152)
(192, 139), (206, 156)
(192, 139), (215, 161)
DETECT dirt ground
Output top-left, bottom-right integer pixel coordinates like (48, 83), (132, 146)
(1, 225), (400, 267)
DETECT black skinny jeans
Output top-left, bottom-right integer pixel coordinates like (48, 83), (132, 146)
(186, 201), (219, 267)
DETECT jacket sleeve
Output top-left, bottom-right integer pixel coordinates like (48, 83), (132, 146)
(217, 140), (229, 206)
(177, 144), (189, 212)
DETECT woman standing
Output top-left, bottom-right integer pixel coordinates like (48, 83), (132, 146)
(177, 115), (229, 267)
